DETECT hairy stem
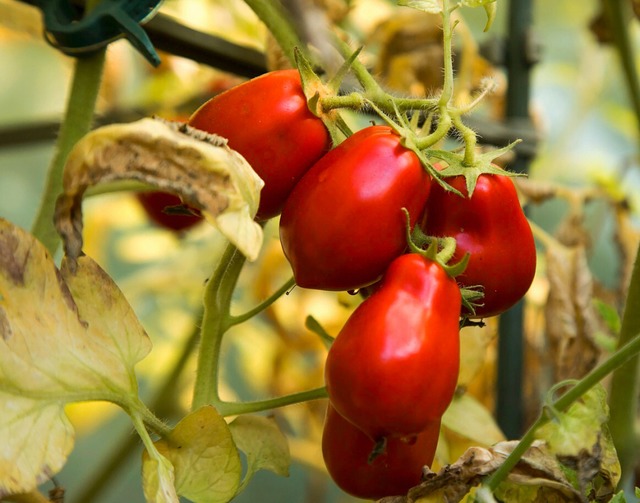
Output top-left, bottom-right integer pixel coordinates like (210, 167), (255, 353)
(215, 386), (328, 417)
(192, 244), (246, 410)
(31, 49), (105, 254)
(243, 0), (307, 66)
(228, 276), (296, 327)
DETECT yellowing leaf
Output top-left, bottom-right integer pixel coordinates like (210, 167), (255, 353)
(54, 118), (264, 262)
(229, 415), (290, 492)
(442, 393), (505, 447)
(142, 453), (179, 503)
(0, 218), (151, 496)
(535, 384), (621, 497)
(145, 406), (242, 503)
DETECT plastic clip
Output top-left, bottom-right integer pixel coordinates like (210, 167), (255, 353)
(25, 0), (163, 66)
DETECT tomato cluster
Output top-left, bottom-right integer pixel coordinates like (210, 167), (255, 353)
(182, 70), (536, 499)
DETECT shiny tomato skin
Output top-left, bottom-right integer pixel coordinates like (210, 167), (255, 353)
(188, 69), (331, 221)
(322, 403), (440, 500)
(423, 172), (536, 318)
(136, 191), (202, 231)
(279, 125), (431, 291)
(324, 253), (460, 440)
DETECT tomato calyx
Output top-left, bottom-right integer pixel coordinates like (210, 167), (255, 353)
(403, 208), (483, 316)
(294, 48), (356, 145)
(429, 140), (523, 196)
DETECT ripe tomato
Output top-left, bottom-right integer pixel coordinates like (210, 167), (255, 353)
(136, 191), (202, 231)
(422, 171), (536, 318)
(324, 253), (460, 440)
(322, 403), (440, 500)
(279, 125), (431, 291)
(188, 69), (331, 221)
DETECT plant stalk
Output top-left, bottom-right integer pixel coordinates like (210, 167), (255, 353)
(31, 49), (105, 254)
(191, 243), (246, 410)
(608, 240), (640, 493)
(215, 386), (328, 417)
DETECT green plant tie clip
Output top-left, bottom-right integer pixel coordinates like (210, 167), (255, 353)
(23, 0), (163, 66)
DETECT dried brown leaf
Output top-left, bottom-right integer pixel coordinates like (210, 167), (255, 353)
(544, 241), (601, 381)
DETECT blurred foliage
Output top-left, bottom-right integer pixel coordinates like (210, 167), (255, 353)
(1, 0), (640, 502)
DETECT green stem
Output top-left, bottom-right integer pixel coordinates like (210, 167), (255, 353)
(191, 244), (246, 410)
(228, 276), (296, 327)
(439, 1), (455, 108)
(215, 386), (328, 417)
(451, 113), (478, 166)
(485, 331), (640, 491)
(608, 241), (640, 493)
(30, 49), (106, 254)
(603, 0), (640, 145)
(243, 0), (308, 66)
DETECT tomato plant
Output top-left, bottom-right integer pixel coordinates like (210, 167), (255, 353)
(322, 403), (440, 500)
(324, 253), (461, 440)
(422, 171), (536, 318)
(188, 69), (331, 221)
(136, 191), (202, 231)
(279, 125), (431, 291)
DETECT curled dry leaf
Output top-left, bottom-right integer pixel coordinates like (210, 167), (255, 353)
(54, 118), (264, 264)
(380, 441), (581, 503)
(544, 241), (601, 382)
(0, 218), (151, 497)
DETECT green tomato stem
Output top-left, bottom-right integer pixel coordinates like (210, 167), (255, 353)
(483, 242), (640, 492)
(608, 240), (640, 494)
(243, 0), (308, 66)
(192, 243), (246, 411)
(602, 0), (640, 143)
(30, 49), (105, 254)
(227, 276), (296, 327)
(439, 1), (455, 109)
(451, 113), (478, 166)
(214, 386), (328, 417)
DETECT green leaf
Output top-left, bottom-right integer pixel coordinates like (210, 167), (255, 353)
(0, 218), (151, 497)
(54, 118), (264, 262)
(398, 0), (442, 14)
(610, 491), (628, 502)
(229, 415), (291, 493)
(146, 406), (242, 503)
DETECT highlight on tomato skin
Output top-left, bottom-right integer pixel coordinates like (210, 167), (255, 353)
(135, 191), (203, 232)
(422, 170), (537, 318)
(322, 403), (440, 500)
(279, 125), (432, 292)
(188, 69), (331, 221)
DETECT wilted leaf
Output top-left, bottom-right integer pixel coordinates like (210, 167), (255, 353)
(54, 118), (264, 262)
(442, 393), (505, 447)
(536, 384), (620, 500)
(403, 441), (581, 503)
(229, 415), (291, 491)
(144, 406), (242, 503)
(141, 453), (179, 503)
(544, 241), (601, 381)
(0, 219), (151, 497)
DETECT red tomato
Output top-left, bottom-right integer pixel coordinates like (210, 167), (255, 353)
(279, 125), (431, 291)
(188, 69), (331, 220)
(136, 191), (202, 231)
(423, 171), (536, 318)
(322, 403), (440, 500)
(324, 253), (460, 440)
